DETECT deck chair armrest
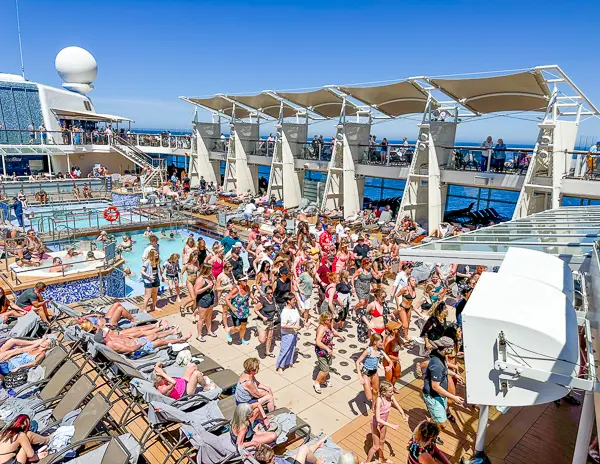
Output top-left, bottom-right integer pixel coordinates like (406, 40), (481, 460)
(45, 436), (114, 464)
(287, 424), (312, 444)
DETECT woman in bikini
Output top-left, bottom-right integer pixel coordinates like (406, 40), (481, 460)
(180, 251), (199, 314)
(364, 288), (388, 337)
(254, 261), (272, 297)
(0, 415), (50, 464)
(395, 276), (417, 343)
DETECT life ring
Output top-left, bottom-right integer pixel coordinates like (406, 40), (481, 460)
(103, 206), (120, 222)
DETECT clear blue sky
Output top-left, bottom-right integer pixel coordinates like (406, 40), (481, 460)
(1, 0), (599, 143)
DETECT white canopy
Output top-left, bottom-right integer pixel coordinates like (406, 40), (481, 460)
(52, 108), (133, 122)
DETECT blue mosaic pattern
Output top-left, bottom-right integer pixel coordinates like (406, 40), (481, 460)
(111, 192), (140, 209)
(0, 82), (43, 145)
(103, 267), (126, 298)
(15, 269), (126, 305)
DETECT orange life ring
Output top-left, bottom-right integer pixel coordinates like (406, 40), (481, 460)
(103, 206), (120, 222)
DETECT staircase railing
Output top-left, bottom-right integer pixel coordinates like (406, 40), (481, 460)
(111, 135), (155, 169)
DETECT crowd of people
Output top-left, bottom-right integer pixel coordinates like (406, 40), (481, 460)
(118, 203), (490, 462)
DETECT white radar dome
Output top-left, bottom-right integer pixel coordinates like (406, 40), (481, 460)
(55, 47), (97, 95)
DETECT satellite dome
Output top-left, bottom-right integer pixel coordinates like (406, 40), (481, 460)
(55, 46), (97, 95)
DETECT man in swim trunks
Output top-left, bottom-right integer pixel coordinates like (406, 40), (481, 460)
(96, 324), (191, 355)
(15, 282), (52, 323)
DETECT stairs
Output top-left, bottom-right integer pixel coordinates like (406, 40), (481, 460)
(111, 135), (165, 187)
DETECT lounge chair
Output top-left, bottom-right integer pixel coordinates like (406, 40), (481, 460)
(31, 374), (97, 429)
(178, 405), (312, 464)
(51, 434), (140, 464)
(92, 344), (237, 404)
(7, 350), (75, 401)
(39, 394), (113, 464)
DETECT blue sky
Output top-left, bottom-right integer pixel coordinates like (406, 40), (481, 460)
(1, 0), (599, 143)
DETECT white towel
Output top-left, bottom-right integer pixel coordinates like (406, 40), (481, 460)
(47, 425), (75, 452)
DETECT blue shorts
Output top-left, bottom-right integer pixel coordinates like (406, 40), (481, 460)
(137, 337), (154, 353)
(423, 393), (448, 423)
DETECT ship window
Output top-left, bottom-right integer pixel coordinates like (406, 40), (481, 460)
(83, 101), (92, 111)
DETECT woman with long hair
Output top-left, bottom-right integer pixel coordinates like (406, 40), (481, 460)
(180, 251), (199, 314)
(383, 321), (403, 393)
(230, 403), (277, 449)
(197, 238), (210, 266)
(141, 248), (161, 312)
(255, 261), (272, 296)
(395, 276), (417, 342)
(161, 253), (181, 303)
(334, 241), (350, 273)
(210, 245), (225, 278)
(407, 420), (451, 464)
(313, 312), (344, 394)
(0, 415), (50, 464)
(194, 264), (215, 342)
(182, 236), (196, 266)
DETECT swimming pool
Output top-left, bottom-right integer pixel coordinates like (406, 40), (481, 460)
(24, 202), (146, 232)
(78, 227), (219, 297)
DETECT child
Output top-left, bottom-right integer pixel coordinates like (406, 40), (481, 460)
(367, 380), (408, 463)
(161, 231), (168, 239)
(162, 253), (181, 302)
(355, 333), (394, 409)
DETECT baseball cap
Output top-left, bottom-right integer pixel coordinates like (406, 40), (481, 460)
(232, 242), (242, 248)
(431, 336), (454, 350)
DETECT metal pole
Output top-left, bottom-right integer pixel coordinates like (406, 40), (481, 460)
(1, 153), (6, 178)
(573, 392), (594, 464)
(473, 405), (491, 463)
(15, 0), (25, 78)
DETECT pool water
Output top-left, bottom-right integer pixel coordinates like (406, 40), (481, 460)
(80, 228), (219, 297)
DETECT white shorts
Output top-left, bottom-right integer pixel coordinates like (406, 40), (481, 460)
(299, 294), (312, 310)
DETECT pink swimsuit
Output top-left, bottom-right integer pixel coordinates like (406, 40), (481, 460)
(373, 397), (392, 427)
(169, 378), (187, 400)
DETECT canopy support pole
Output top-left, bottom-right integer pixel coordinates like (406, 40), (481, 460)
(1, 153), (6, 178)
(223, 119), (257, 194)
(191, 121), (219, 187)
(267, 102), (303, 208)
(573, 392), (594, 464)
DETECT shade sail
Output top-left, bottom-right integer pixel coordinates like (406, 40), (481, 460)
(276, 89), (357, 118)
(186, 96), (251, 119)
(338, 81), (429, 116)
(226, 93), (298, 119)
(430, 71), (550, 113)
(52, 108), (133, 122)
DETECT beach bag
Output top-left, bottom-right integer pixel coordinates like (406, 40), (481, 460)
(4, 370), (28, 389)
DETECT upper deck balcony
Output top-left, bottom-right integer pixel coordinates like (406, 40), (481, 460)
(0, 129), (191, 155)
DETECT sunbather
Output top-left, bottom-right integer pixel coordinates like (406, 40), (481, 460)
(77, 302), (136, 328)
(0, 338), (52, 373)
(96, 324), (191, 355)
(153, 362), (208, 400)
